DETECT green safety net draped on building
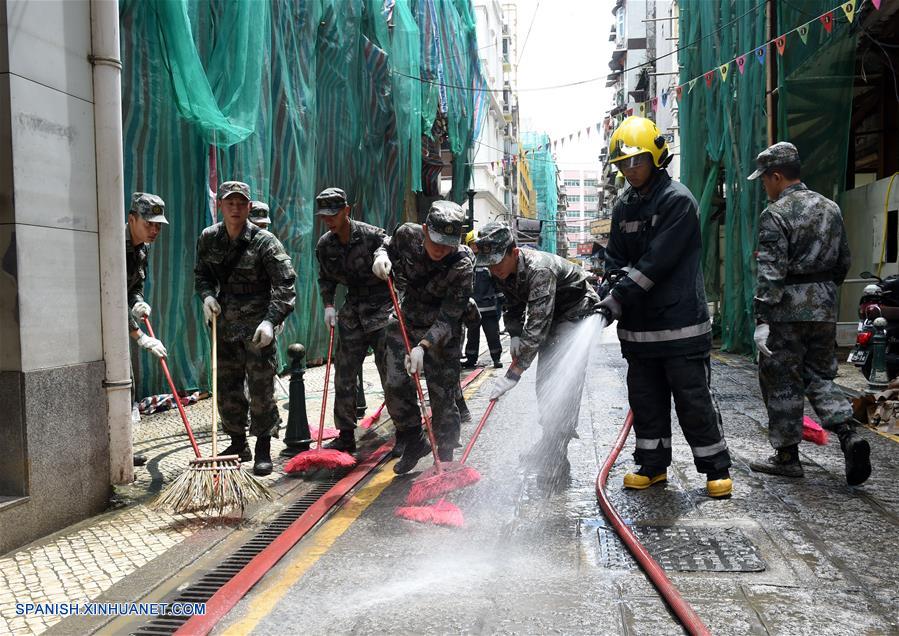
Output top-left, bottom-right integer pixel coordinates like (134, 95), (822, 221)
(678, 0), (857, 353)
(120, 0), (485, 398)
(521, 132), (558, 254)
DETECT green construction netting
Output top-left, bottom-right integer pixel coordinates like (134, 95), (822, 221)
(121, 0), (486, 398)
(521, 132), (559, 254)
(678, 0), (857, 353)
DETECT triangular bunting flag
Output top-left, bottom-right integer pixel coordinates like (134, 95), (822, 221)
(755, 45), (767, 64)
(596, 122), (602, 133)
(798, 24), (810, 44)
(568, 133), (574, 141)
(736, 54), (747, 74)
(775, 35), (787, 55)
(577, 130), (582, 139)
(704, 70), (715, 88)
(661, 91), (668, 107)
(688, 78), (698, 92)
(651, 97), (659, 111)
(676, 85), (683, 101)
(820, 11), (834, 33)
(841, 0), (857, 23)
(872, 0), (881, 8)
(719, 63), (730, 82)
(637, 102), (645, 115)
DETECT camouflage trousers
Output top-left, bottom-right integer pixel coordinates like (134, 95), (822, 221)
(382, 319), (462, 451)
(625, 353), (731, 474)
(216, 337), (281, 438)
(758, 321), (852, 449)
(333, 323), (388, 432)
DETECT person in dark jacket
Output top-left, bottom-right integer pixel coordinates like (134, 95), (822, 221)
(601, 116), (732, 499)
(462, 255), (504, 369)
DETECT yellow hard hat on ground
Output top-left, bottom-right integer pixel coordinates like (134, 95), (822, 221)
(608, 116), (670, 168)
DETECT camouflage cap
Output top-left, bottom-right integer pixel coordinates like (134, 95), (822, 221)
(425, 200), (465, 247)
(747, 142), (801, 180)
(129, 192), (168, 224)
(473, 222), (514, 266)
(315, 187), (348, 215)
(249, 201), (271, 226)
(217, 180), (251, 200)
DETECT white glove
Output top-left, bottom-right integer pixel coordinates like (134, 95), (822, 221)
(252, 320), (275, 348)
(489, 374), (520, 400)
(372, 253), (392, 281)
(136, 333), (167, 359)
(509, 336), (521, 359)
(404, 345), (425, 376)
(324, 306), (337, 328)
(131, 301), (151, 322)
(598, 295), (622, 321)
(203, 296), (221, 324)
(754, 323), (772, 357)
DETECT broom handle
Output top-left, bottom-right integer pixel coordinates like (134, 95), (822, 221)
(142, 317), (201, 458)
(211, 314), (218, 458)
(386, 277), (442, 467)
(317, 325), (335, 445)
(460, 399), (497, 464)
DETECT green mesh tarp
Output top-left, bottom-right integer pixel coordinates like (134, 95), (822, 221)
(678, 0), (857, 353)
(121, 0), (485, 398)
(521, 132), (558, 254)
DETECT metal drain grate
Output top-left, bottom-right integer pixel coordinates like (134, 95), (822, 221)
(132, 475), (345, 635)
(597, 524), (767, 572)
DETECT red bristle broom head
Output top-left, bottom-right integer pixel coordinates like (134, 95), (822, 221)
(802, 416), (829, 446)
(405, 462), (481, 506)
(395, 499), (464, 527)
(284, 449), (356, 473)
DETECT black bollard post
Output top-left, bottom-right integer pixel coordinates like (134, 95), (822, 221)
(355, 368), (366, 418)
(281, 343), (312, 457)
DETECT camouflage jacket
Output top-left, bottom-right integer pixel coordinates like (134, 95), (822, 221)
(126, 226), (149, 333)
(494, 248), (600, 371)
(376, 223), (474, 349)
(754, 183), (851, 323)
(316, 219), (391, 334)
(194, 221), (297, 342)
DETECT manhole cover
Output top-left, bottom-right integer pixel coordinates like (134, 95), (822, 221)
(597, 524), (766, 572)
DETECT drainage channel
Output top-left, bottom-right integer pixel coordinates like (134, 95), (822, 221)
(131, 477), (345, 635)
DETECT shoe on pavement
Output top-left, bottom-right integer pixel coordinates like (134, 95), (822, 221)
(437, 446), (454, 462)
(706, 478), (733, 498)
(749, 448), (803, 478)
(840, 430), (871, 486)
(391, 429), (407, 458)
(393, 429), (431, 474)
(493, 360), (503, 369)
(133, 454), (147, 467)
(253, 435), (273, 476)
(461, 359), (478, 369)
(623, 467), (667, 490)
(324, 432), (356, 453)
(221, 435), (253, 463)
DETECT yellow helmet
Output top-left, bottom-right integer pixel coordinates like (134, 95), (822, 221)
(608, 116), (670, 168)
(464, 229), (476, 246)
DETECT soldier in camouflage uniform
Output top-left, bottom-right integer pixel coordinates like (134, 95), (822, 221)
(474, 223), (600, 476)
(194, 181), (296, 476)
(126, 192), (169, 467)
(371, 201), (474, 473)
(314, 187), (393, 454)
(748, 142), (871, 486)
(249, 200), (272, 229)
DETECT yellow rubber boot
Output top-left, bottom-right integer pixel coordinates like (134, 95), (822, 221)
(706, 477), (733, 498)
(623, 469), (667, 490)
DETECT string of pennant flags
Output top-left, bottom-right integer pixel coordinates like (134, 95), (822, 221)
(521, 0), (884, 156)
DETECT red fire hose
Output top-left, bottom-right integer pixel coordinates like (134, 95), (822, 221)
(595, 411), (711, 636)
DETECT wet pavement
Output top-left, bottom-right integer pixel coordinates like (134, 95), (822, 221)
(212, 333), (899, 635)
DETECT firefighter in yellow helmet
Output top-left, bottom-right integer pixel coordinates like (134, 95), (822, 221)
(600, 116), (733, 498)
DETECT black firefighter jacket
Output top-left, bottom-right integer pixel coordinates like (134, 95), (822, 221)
(605, 171), (711, 359)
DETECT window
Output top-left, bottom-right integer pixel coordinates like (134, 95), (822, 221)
(568, 195), (580, 202)
(569, 242), (578, 249)
(616, 7), (626, 42)
(583, 195), (599, 202)
(566, 211), (580, 219)
(564, 179), (579, 187)
(583, 178), (599, 187)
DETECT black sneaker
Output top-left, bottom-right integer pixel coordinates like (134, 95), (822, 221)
(493, 360), (503, 369)
(221, 435), (253, 463)
(749, 448), (803, 478)
(394, 431), (431, 474)
(324, 433), (356, 453)
(461, 359), (478, 369)
(840, 431), (871, 486)
(253, 436), (273, 476)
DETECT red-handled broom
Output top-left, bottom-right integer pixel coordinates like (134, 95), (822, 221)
(360, 402), (386, 429)
(284, 325), (357, 473)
